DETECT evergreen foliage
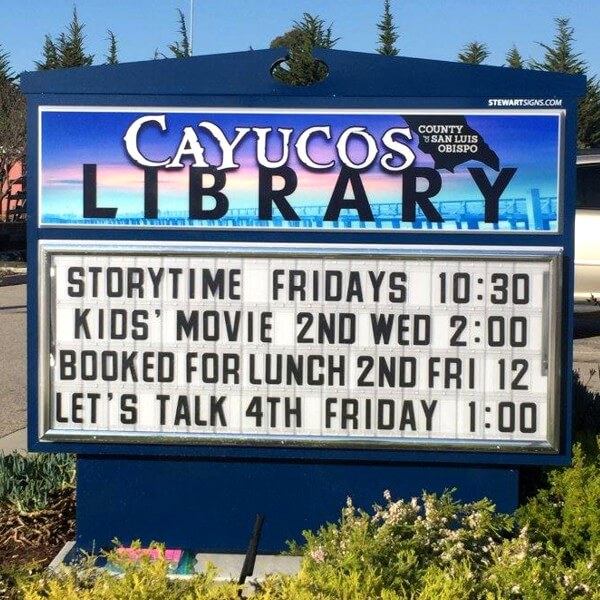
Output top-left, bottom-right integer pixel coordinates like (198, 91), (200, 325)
(168, 9), (191, 58)
(0, 46), (15, 82)
(532, 17), (600, 149)
(255, 439), (600, 598)
(531, 17), (586, 73)
(505, 45), (524, 69)
(34, 36), (59, 71)
(21, 549), (241, 599)
(458, 41), (490, 64)
(0, 453), (75, 511)
(106, 30), (118, 65)
(376, 0), (399, 56)
(56, 8), (94, 68)
(270, 13), (339, 86)
(578, 80), (600, 149)
(35, 7), (93, 70)
(18, 441), (600, 599)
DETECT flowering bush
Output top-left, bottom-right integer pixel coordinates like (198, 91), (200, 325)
(257, 491), (511, 599)
(257, 440), (600, 599)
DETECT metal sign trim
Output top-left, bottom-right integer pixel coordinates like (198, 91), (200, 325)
(38, 240), (563, 453)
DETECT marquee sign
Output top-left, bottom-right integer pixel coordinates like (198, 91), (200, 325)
(39, 242), (561, 451)
(39, 108), (563, 232)
(24, 48), (587, 555)
(35, 103), (568, 455)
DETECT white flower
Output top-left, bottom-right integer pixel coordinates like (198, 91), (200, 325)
(309, 546), (327, 564)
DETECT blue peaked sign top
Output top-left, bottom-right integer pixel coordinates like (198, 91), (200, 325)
(21, 48), (586, 97)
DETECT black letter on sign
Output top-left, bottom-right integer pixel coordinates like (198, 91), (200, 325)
(83, 164), (118, 218)
(402, 167), (443, 223)
(189, 166), (229, 219)
(258, 166), (299, 221)
(468, 167), (517, 223)
(144, 167), (159, 219)
(324, 167), (374, 222)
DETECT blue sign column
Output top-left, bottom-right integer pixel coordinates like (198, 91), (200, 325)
(22, 49), (586, 553)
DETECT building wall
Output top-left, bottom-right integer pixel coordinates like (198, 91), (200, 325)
(1, 160), (24, 222)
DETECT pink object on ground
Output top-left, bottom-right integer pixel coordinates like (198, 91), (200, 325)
(116, 547), (183, 563)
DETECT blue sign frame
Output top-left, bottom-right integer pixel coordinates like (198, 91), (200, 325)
(21, 49), (587, 553)
(22, 49), (585, 468)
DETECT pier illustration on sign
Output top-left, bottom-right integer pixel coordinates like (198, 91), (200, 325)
(43, 189), (556, 231)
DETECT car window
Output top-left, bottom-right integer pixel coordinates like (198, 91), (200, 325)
(577, 163), (600, 209)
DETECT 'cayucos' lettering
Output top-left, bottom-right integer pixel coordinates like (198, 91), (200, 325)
(122, 115), (416, 172)
(81, 113), (515, 225)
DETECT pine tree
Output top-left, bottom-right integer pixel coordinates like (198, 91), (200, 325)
(36, 8), (94, 70)
(377, 0), (398, 56)
(270, 13), (339, 86)
(0, 46), (15, 82)
(169, 9), (191, 58)
(458, 41), (490, 65)
(57, 7), (94, 68)
(506, 45), (524, 69)
(531, 17), (586, 73)
(35, 35), (59, 71)
(578, 79), (600, 148)
(106, 30), (118, 65)
(532, 17), (600, 149)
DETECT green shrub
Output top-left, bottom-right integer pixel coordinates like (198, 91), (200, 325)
(516, 439), (600, 564)
(20, 546), (240, 600)
(572, 372), (600, 454)
(482, 538), (599, 599)
(0, 563), (42, 600)
(257, 491), (513, 599)
(0, 452), (75, 511)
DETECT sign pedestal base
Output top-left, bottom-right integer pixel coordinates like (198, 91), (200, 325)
(76, 456), (519, 553)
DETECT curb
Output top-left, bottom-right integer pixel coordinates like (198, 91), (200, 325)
(0, 273), (26, 287)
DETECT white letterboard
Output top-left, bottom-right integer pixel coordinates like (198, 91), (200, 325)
(39, 243), (561, 451)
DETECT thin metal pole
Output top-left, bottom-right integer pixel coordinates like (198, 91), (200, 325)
(189, 0), (194, 55)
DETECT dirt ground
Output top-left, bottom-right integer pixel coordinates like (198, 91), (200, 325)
(0, 489), (74, 571)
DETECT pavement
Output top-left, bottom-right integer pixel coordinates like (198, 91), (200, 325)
(0, 283), (26, 450)
(0, 426), (26, 454)
(573, 307), (600, 394)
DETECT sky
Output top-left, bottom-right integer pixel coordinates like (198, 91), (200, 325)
(1, 0), (599, 77)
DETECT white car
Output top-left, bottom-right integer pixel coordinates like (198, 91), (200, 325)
(574, 151), (600, 305)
